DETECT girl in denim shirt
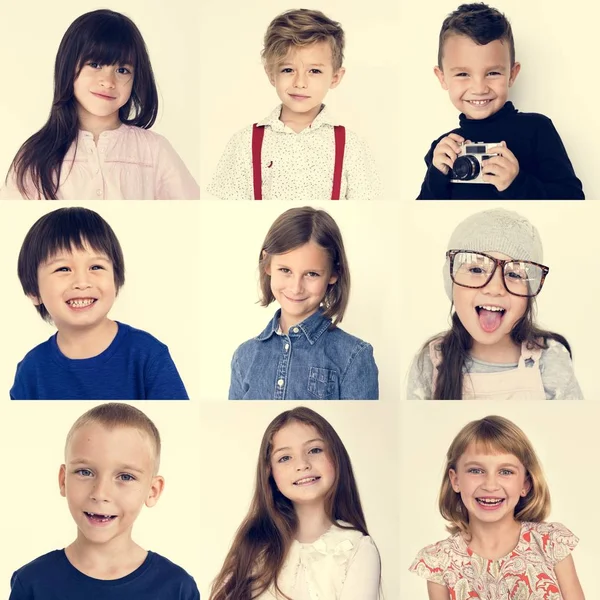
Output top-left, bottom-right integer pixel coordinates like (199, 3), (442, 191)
(229, 206), (379, 400)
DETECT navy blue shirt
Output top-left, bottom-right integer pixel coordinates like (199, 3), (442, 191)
(418, 102), (584, 200)
(9, 550), (199, 600)
(229, 309), (379, 400)
(10, 322), (189, 400)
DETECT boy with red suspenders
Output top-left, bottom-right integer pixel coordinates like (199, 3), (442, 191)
(207, 9), (381, 201)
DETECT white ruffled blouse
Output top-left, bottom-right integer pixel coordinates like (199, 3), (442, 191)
(259, 521), (380, 600)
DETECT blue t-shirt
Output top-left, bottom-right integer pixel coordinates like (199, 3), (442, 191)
(229, 308), (379, 400)
(9, 549), (200, 599)
(10, 322), (189, 400)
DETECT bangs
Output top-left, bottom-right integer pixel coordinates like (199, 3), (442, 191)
(77, 20), (137, 68)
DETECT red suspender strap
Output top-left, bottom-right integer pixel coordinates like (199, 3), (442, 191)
(331, 125), (346, 200)
(252, 123), (265, 200)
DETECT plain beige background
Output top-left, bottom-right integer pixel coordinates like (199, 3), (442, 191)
(199, 0), (401, 199)
(0, 401), (202, 598)
(196, 201), (402, 401)
(399, 0), (598, 199)
(0, 202), (201, 400)
(399, 402), (599, 597)
(399, 201), (597, 399)
(0, 0), (200, 185)
(198, 401), (399, 599)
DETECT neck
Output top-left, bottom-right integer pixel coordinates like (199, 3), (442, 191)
(279, 103), (322, 133)
(466, 516), (522, 560)
(57, 319), (118, 359)
(294, 501), (333, 543)
(470, 336), (521, 363)
(77, 107), (122, 143)
(65, 530), (146, 579)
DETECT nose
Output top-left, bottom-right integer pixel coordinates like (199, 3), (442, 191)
(295, 457), (310, 471)
(90, 475), (111, 502)
(293, 70), (307, 89)
(482, 471), (500, 491)
(289, 274), (304, 295)
(483, 266), (506, 295)
(471, 76), (490, 95)
(99, 67), (116, 88)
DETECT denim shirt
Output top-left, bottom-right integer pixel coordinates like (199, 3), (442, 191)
(229, 309), (379, 400)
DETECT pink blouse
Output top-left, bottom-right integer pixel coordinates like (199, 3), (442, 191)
(0, 125), (199, 200)
(409, 521), (578, 600)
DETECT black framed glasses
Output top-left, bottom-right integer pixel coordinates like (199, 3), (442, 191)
(446, 250), (549, 297)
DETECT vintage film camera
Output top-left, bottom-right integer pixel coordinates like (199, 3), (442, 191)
(450, 142), (500, 184)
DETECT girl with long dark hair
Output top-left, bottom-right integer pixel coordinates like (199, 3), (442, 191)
(1, 10), (198, 200)
(407, 208), (582, 400)
(210, 406), (381, 600)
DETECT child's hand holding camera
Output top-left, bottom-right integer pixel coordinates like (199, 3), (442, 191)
(482, 141), (520, 191)
(432, 133), (466, 175)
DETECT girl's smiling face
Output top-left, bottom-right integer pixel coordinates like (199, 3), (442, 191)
(449, 443), (530, 528)
(452, 251), (528, 360)
(265, 241), (337, 332)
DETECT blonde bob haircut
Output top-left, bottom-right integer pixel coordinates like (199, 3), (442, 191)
(258, 206), (350, 328)
(439, 415), (550, 536)
(262, 9), (345, 73)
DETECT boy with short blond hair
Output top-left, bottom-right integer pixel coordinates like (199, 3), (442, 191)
(9, 403), (199, 599)
(418, 3), (584, 199)
(207, 8), (381, 200)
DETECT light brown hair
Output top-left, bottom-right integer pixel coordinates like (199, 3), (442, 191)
(209, 406), (371, 600)
(258, 206), (350, 327)
(65, 402), (161, 472)
(262, 9), (345, 73)
(439, 415), (550, 536)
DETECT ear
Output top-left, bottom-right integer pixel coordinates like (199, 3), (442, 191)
(329, 67), (346, 90)
(434, 66), (449, 90)
(508, 61), (521, 87)
(145, 475), (165, 508)
(448, 468), (460, 492)
(28, 294), (42, 306)
(328, 273), (338, 285)
(263, 251), (272, 276)
(59, 464), (67, 497)
(521, 476), (532, 497)
(265, 65), (276, 87)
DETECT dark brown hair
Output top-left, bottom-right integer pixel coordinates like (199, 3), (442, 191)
(66, 402), (161, 472)
(18, 207), (125, 322)
(438, 3), (515, 68)
(8, 9), (158, 199)
(421, 298), (571, 399)
(209, 406), (370, 600)
(263, 9), (345, 73)
(440, 415), (550, 536)
(259, 207), (350, 327)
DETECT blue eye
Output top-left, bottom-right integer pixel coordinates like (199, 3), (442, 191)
(308, 447), (323, 454)
(118, 473), (135, 482)
(278, 455), (291, 463)
(75, 468), (93, 477)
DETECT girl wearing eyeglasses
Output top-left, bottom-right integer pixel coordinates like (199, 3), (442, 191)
(407, 208), (583, 400)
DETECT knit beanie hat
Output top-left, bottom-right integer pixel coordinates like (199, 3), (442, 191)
(443, 208), (543, 301)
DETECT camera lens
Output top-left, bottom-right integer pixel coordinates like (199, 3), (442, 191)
(451, 155), (480, 181)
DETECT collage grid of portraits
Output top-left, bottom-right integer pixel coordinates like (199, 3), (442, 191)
(0, 0), (599, 599)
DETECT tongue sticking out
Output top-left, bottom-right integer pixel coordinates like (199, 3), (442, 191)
(479, 308), (503, 333)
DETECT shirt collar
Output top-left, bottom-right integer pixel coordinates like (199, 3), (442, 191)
(257, 104), (338, 133)
(256, 308), (332, 345)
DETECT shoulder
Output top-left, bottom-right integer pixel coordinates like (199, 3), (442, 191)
(147, 551), (196, 581)
(12, 550), (65, 583)
(522, 521), (579, 561)
(119, 124), (165, 145)
(539, 339), (572, 362)
(224, 123), (255, 147)
(326, 326), (371, 351)
(511, 107), (554, 126)
(116, 322), (169, 353)
(409, 534), (463, 584)
(16, 336), (55, 368)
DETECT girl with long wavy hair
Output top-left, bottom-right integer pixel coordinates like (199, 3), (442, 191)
(409, 415), (584, 600)
(1, 9), (198, 200)
(407, 208), (582, 400)
(210, 406), (380, 600)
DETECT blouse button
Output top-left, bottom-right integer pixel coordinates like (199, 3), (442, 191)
(96, 189), (102, 196)
(277, 378), (284, 387)
(292, 327), (299, 333)
(284, 343), (289, 351)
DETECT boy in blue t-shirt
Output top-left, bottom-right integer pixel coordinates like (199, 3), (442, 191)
(10, 207), (188, 399)
(418, 3), (584, 200)
(9, 402), (199, 599)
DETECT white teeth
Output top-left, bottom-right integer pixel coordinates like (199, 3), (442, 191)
(68, 298), (95, 307)
(469, 99), (491, 105)
(294, 477), (317, 485)
(478, 305), (505, 312)
(477, 498), (503, 505)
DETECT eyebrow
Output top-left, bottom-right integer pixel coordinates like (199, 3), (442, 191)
(44, 255), (111, 266)
(273, 262), (326, 273)
(449, 65), (506, 72)
(463, 461), (521, 469)
(69, 459), (146, 474)
(273, 438), (324, 454)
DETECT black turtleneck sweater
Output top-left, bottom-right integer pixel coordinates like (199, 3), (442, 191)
(417, 102), (584, 199)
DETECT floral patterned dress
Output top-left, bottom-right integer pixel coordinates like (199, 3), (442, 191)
(409, 521), (578, 600)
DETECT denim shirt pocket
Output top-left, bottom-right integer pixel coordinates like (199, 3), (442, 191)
(307, 367), (339, 399)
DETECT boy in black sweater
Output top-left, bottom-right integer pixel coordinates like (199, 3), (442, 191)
(418, 3), (584, 199)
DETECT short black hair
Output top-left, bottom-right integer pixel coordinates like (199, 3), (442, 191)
(438, 3), (515, 68)
(18, 207), (125, 321)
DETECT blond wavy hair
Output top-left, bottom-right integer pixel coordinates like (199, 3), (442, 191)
(439, 415), (550, 536)
(262, 9), (345, 73)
